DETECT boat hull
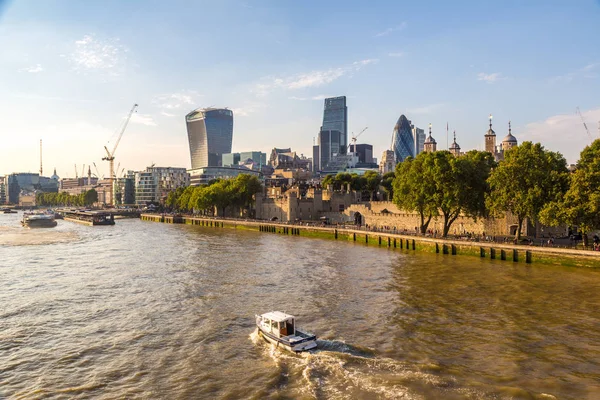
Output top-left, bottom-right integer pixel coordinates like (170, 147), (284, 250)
(257, 327), (318, 352)
(22, 219), (58, 228)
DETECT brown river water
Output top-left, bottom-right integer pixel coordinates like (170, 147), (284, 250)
(1, 212), (599, 399)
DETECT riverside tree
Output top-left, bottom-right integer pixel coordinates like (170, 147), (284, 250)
(540, 139), (600, 246)
(381, 172), (395, 200)
(393, 154), (437, 234)
(432, 150), (495, 237)
(393, 150), (495, 237)
(487, 141), (568, 240)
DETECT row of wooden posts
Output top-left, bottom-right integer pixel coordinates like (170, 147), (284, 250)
(259, 225), (301, 235)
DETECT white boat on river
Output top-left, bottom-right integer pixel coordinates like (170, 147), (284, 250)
(255, 311), (317, 353)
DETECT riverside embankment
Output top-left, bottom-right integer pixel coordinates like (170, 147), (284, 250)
(140, 214), (600, 268)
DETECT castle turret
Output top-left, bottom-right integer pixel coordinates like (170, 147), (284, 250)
(424, 124), (437, 153)
(449, 131), (461, 157)
(485, 114), (496, 154)
(502, 121), (518, 151)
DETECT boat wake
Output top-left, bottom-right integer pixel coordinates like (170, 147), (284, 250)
(0, 226), (79, 246)
(249, 331), (489, 399)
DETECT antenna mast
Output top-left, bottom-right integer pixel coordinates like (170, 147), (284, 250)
(39, 139), (43, 176)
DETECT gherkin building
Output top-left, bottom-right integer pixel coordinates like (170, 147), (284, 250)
(391, 115), (414, 162)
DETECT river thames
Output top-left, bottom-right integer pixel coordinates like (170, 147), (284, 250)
(1, 213), (599, 399)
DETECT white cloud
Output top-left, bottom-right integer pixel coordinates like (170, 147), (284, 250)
(130, 113), (157, 126)
(477, 72), (502, 83)
(231, 102), (265, 117)
(520, 107), (600, 163)
(387, 52), (404, 58)
(70, 34), (128, 74)
(254, 59), (378, 96)
(374, 23), (407, 37)
(289, 94), (332, 101)
(550, 62), (599, 83)
(153, 90), (201, 116)
(21, 64), (44, 73)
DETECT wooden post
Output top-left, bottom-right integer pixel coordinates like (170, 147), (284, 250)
(451, 244), (457, 255)
(501, 249), (506, 261)
(443, 244), (449, 254)
(335, 229), (338, 239)
(480, 247), (485, 257)
(513, 249), (518, 262)
(412, 239), (416, 250)
(365, 234), (369, 244)
(436, 243), (440, 253)
(526, 250), (532, 264)
(490, 248), (496, 259)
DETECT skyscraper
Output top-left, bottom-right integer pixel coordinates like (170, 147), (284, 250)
(321, 96), (347, 155)
(318, 129), (343, 170)
(185, 108), (233, 169)
(391, 115), (415, 162)
(412, 126), (426, 155)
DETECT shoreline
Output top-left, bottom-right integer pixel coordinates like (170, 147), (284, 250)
(140, 214), (600, 268)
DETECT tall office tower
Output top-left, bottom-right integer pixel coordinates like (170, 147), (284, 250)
(321, 96), (348, 155)
(353, 144), (374, 163)
(412, 126), (426, 155)
(312, 145), (320, 172)
(318, 129), (343, 170)
(391, 115), (415, 162)
(185, 108), (234, 169)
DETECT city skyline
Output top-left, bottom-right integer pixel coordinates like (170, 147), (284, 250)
(1, 0), (600, 177)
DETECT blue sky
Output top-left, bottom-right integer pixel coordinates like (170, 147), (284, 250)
(1, 0), (600, 177)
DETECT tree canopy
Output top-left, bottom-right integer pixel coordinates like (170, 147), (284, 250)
(487, 141), (568, 240)
(393, 150), (494, 236)
(540, 139), (600, 244)
(167, 174), (262, 216)
(36, 189), (98, 207)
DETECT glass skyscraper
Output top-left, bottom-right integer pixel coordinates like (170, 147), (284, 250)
(321, 96), (347, 155)
(186, 108), (234, 169)
(391, 115), (415, 162)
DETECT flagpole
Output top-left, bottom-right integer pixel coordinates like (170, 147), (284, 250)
(446, 122), (449, 150)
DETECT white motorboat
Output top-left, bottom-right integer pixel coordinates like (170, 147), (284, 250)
(255, 311), (317, 353)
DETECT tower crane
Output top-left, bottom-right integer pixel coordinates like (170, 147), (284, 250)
(576, 107), (593, 141)
(348, 127), (368, 153)
(81, 164), (86, 179)
(102, 103), (138, 206)
(93, 162), (102, 179)
(74, 164), (78, 179)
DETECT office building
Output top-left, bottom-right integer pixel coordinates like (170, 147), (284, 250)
(222, 153), (241, 167)
(379, 150), (396, 174)
(4, 172), (58, 204)
(186, 108), (233, 169)
(134, 166), (189, 205)
(352, 144), (374, 164)
(321, 96), (348, 155)
(412, 126), (426, 155)
(317, 129), (344, 170)
(0, 177), (5, 204)
(391, 115), (415, 162)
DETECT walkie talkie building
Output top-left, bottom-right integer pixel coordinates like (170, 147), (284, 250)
(185, 108), (233, 169)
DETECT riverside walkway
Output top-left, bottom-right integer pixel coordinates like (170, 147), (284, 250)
(140, 214), (600, 268)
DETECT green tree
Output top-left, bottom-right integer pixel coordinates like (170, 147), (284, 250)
(381, 172), (395, 200)
(393, 154), (438, 234)
(363, 170), (382, 201)
(431, 151), (495, 237)
(540, 139), (600, 246)
(487, 141), (568, 240)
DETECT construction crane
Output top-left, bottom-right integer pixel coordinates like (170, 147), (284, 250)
(81, 164), (86, 179)
(74, 164), (78, 179)
(102, 103), (138, 206)
(93, 162), (102, 179)
(348, 127), (368, 153)
(576, 107), (593, 141)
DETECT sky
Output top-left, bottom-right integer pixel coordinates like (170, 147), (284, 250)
(1, 0), (600, 178)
